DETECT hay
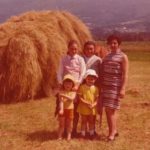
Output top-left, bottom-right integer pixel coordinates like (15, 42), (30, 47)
(95, 44), (109, 59)
(0, 10), (92, 102)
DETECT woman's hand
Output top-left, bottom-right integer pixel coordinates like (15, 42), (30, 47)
(119, 88), (125, 98)
(59, 109), (64, 115)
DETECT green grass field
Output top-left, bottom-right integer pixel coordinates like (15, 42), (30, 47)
(0, 42), (150, 150)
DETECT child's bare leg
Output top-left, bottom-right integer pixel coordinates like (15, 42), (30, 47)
(59, 101), (64, 115)
(72, 98), (79, 135)
(66, 118), (73, 141)
(73, 104), (79, 134)
(93, 115), (97, 134)
(105, 107), (118, 139)
(81, 115), (87, 137)
(72, 112), (79, 134)
(58, 116), (65, 139)
(88, 115), (95, 136)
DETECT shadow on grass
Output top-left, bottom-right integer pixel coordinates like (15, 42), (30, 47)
(71, 132), (107, 141)
(26, 130), (108, 142)
(26, 130), (58, 142)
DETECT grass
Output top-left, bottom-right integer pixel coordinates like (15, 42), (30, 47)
(0, 41), (150, 150)
(122, 41), (150, 52)
(125, 51), (150, 61)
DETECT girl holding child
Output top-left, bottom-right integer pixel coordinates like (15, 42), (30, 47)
(57, 40), (86, 90)
(57, 40), (86, 139)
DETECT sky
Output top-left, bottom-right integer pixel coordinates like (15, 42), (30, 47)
(0, 0), (150, 24)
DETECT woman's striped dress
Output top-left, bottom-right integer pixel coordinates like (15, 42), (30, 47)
(101, 50), (124, 109)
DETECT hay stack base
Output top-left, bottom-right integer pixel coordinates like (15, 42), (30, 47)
(0, 10), (92, 103)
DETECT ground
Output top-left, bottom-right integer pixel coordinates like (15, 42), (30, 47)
(0, 42), (150, 150)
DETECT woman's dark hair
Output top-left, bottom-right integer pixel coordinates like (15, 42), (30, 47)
(107, 35), (122, 45)
(84, 41), (96, 49)
(68, 40), (78, 48)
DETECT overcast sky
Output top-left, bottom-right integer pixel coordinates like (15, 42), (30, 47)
(0, 0), (150, 23)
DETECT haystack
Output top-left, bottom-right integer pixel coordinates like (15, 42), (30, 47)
(0, 11), (92, 103)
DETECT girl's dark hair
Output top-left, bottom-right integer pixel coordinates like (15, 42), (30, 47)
(107, 35), (122, 45)
(84, 41), (96, 49)
(68, 40), (78, 48)
(62, 79), (74, 90)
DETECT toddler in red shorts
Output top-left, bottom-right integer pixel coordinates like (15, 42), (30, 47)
(58, 74), (76, 141)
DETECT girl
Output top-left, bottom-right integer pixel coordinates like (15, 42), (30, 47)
(77, 69), (99, 139)
(57, 40), (86, 136)
(101, 35), (129, 141)
(58, 74), (76, 141)
(57, 40), (86, 90)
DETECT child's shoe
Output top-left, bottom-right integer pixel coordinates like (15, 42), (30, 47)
(89, 130), (95, 140)
(79, 132), (86, 141)
(94, 131), (98, 137)
(72, 130), (78, 138)
(57, 136), (63, 140)
(89, 134), (95, 140)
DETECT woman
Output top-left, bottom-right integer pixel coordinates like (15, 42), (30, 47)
(101, 35), (129, 141)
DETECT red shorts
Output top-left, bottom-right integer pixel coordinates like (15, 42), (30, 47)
(59, 109), (74, 120)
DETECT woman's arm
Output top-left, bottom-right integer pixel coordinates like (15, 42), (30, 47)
(120, 54), (129, 98)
